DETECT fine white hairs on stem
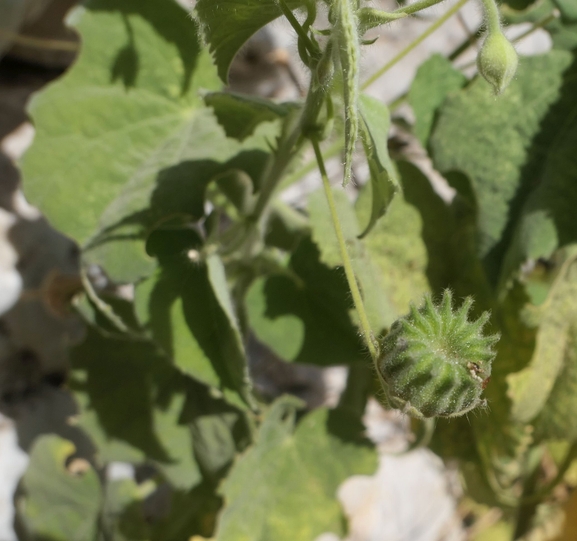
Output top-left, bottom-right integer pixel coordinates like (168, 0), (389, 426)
(333, 0), (360, 186)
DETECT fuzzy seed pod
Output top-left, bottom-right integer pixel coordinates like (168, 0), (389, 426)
(378, 290), (499, 418)
(477, 31), (518, 94)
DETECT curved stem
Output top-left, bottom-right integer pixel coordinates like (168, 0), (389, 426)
(480, 0), (501, 32)
(360, 0), (449, 32)
(362, 0), (470, 90)
(310, 137), (378, 361)
(277, 0), (320, 59)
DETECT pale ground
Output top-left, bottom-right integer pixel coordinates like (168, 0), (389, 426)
(0, 0), (551, 539)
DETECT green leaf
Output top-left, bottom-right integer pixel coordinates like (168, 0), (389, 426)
(358, 94), (399, 238)
(308, 186), (396, 333)
(71, 327), (202, 489)
(505, 0), (577, 50)
(194, 0), (309, 83)
(471, 283), (538, 498)
(20, 0), (273, 282)
(431, 52), (573, 280)
(408, 53), (466, 147)
(214, 397), (377, 541)
(245, 238), (365, 365)
(190, 412), (242, 479)
(508, 253), (577, 432)
(391, 162), (493, 305)
(22, 0), (217, 240)
(497, 53), (577, 289)
(18, 435), (101, 541)
(554, 0), (577, 22)
(137, 248), (253, 409)
(354, 162), (431, 318)
(101, 479), (153, 541)
(205, 91), (297, 140)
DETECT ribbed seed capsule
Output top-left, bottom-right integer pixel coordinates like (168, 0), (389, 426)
(378, 290), (499, 419)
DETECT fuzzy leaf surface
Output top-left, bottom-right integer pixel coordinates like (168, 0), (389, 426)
(408, 53), (466, 146)
(136, 246), (252, 409)
(431, 52), (574, 282)
(194, 0), (308, 82)
(215, 397), (376, 541)
(308, 186), (396, 333)
(71, 327), (203, 489)
(358, 94), (399, 238)
(355, 180), (430, 320)
(20, 0), (267, 282)
(204, 92), (296, 140)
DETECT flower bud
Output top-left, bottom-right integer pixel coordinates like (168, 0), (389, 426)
(378, 291), (499, 418)
(477, 31), (518, 95)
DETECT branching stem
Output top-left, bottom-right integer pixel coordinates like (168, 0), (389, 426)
(310, 137), (378, 361)
(362, 0), (470, 89)
(360, 0), (448, 31)
(277, 0), (319, 58)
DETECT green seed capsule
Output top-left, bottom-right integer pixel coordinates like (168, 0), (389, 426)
(477, 31), (518, 95)
(378, 290), (499, 419)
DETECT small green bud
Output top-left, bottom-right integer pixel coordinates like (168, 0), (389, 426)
(477, 31), (518, 94)
(378, 290), (499, 419)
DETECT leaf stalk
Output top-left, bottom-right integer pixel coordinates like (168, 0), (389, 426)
(310, 136), (378, 361)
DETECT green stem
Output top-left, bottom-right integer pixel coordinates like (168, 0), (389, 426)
(249, 73), (329, 227)
(310, 137), (378, 361)
(279, 139), (342, 190)
(480, 0), (501, 32)
(397, 0), (450, 16)
(277, 0), (319, 58)
(456, 12), (559, 72)
(510, 12), (557, 42)
(359, 0), (449, 31)
(362, 0), (470, 90)
(249, 122), (302, 223)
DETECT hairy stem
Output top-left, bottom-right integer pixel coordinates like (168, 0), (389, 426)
(276, 0), (319, 59)
(333, 0), (360, 186)
(362, 0), (470, 89)
(360, 0), (448, 31)
(311, 137), (378, 361)
(480, 0), (502, 32)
